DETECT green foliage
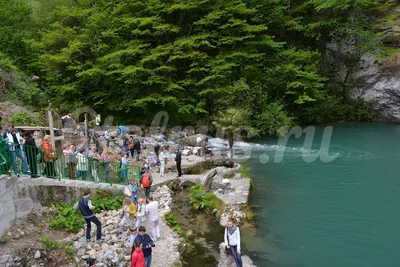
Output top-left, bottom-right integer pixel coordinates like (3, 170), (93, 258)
(212, 108), (254, 136)
(164, 212), (187, 240)
(0, 237), (8, 243)
(91, 189), (124, 213)
(0, 0), (392, 131)
(301, 96), (377, 124)
(41, 237), (74, 259)
(49, 203), (84, 233)
(239, 167), (251, 178)
(50, 191), (123, 233)
(254, 102), (294, 136)
(173, 261), (183, 267)
(10, 112), (35, 126)
(190, 184), (224, 211)
(185, 166), (202, 175)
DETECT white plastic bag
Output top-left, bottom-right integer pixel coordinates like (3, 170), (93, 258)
(124, 187), (132, 197)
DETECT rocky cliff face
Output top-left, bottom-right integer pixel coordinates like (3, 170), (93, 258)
(353, 53), (400, 122)
(352, 3), (400, 122)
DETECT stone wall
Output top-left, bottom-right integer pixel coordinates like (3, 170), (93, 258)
(0, 175), (124, 236)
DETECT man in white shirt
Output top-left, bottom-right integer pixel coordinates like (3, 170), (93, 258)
(146, 196), (160, 241)
(4, 125), (28, 176)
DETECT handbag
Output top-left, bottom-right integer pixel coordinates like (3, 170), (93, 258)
(225, 227), (232, 255)
(124, 187), (132, 197)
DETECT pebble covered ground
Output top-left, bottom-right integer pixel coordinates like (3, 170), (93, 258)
(71, 185), (181, 267)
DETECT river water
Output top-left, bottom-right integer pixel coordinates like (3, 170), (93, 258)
(219, 122), (400, 267)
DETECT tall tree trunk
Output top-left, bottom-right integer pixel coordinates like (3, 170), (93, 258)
(228, 132), (234, 159)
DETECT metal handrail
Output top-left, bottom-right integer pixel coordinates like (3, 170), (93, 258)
(1, 141), (141, 185)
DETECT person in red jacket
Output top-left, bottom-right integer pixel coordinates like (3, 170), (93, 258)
(131, 240), (145, 267)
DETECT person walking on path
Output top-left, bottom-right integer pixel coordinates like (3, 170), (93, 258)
(158, 147), (165, 178)
(65, 144), (77, 179)
(133, 137), (141, 162)
(61, 114), (71, 129)
(4, 125), (28, 176)
(130, 240), (145, 267)
(89, 147), (101, 182)
(73, 190), (104, 242)
(128, 179), (139, 204)
(175, 149), (182, 177)
(128, 136), (134, 158)
(101, 149), (111, 183)
(134, 226), (155, 267)
(121, 152), (130, 179)
(41, 135), (57, 178)
(224, 219), (243, 267)
(146, 196), (160, 242)
(148, 152), (156, 172)
(135, 198), (147, 230)
(77, 148), (88, 180)
(0, 133), (11, 176)
(95, 114), (101, 129)
(23, 131), (39, 178)
(118, 198), (136, 235)
(104, 130), (111, 148)
(140, 168), (153, 199)
(154, 144), (160, 162)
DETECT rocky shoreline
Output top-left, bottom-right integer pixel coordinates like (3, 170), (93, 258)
(1, 127), (258, 267)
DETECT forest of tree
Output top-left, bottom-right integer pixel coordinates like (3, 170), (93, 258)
(0, 0), (398, 135)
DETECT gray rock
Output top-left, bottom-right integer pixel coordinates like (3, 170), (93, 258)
(0, 255), (10, 264)
(110, 131), (118, 138)
(34, 250), (41, 259)
(181, 134), (206, 146)
(352, 53), (400, 122)
(181, 149), (192, 156)
(218, 242), (257, 267)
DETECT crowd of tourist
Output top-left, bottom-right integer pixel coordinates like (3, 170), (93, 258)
(0, 123), (182, 184)
(74, 188), (160, 267)
(0, 122), (243, 267)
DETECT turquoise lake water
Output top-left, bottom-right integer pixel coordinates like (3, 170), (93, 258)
(241, 122), (400, 267)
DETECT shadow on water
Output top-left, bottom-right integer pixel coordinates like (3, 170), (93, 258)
(170, 188), (225, 267)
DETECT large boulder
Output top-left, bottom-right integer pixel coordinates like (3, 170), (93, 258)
(168, 132), (183, 142)
(165, 161), (177, 172)
(218, 242), (256, 267)
(110, 131), (118, 138)
(109, 145), (122, 155)
(211, 175), (231, 191)
(181, 134), (206, 146)
(181, 149), (192, 156)
(126, 125), (142, 135)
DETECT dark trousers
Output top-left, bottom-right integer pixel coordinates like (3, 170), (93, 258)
(85, 216), (102, 240)
(67, 163), (76, 179)
(144, 187), (151, 198)
(44, 161), (55, 178)
(27, 153), (38, 176)
(230, 245), (243, 267)
(176, 161), (182, 177)
(135, 149), (140, 161)
(79, 170), (87, 180)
